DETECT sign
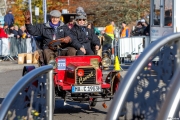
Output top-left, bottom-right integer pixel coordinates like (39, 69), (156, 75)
(58, 59), (66, 70)
(78, 71), (94, 84)
(72, 85), (101, 93)
(35, 6), (39, 16)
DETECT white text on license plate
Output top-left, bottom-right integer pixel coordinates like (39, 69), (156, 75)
(72, 85), (101, 93)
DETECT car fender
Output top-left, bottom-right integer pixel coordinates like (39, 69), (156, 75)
(105, 71), (122, 94)
(22, 66), (36, 76)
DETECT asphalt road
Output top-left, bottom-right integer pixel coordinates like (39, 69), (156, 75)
(0, 63), (129, 120)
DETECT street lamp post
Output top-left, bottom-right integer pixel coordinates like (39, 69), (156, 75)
(43, 0), (47, 23)
(35, 6), (39, 24)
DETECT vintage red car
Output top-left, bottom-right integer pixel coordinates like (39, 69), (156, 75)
(23, 54), (121, 108)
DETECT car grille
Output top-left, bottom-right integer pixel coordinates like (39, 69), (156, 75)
(76, 68), (96, 84)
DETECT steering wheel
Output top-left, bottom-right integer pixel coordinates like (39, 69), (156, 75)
(48, 39), (62, 51)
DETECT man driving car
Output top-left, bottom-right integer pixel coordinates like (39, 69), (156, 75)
(24, 10), (76, 65)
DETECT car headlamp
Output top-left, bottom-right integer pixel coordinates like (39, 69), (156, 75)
(48, 60), (56, 69)
(48, 55), (56, 69)
(102, 57), (111, 68)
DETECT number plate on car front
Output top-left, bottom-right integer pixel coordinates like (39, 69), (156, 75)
(72, 85), (101, 93)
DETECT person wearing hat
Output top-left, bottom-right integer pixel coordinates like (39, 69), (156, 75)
(70, 7), (100, 55)
(24, 10), (76, 65)
(140, 19), (150, 36)
(4, 10), (14, 28)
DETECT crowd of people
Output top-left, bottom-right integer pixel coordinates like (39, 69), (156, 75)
(131, 19), (150, 36)
(0, 7), (150, 64)
(1, 7), (100, 65)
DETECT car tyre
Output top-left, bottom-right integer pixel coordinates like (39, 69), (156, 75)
(90, 98), (97, 107)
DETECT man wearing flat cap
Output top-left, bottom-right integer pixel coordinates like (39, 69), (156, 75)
(24, 10), (76, 65)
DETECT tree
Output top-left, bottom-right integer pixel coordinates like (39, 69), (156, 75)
(6, 0), (44, 26)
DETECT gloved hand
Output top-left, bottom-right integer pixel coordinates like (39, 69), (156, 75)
(24, 11), (31, 24)
(59, 36), (71, 44)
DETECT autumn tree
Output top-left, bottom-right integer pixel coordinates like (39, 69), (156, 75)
(7, 0), (45, 26)
(6, 0), (150, 27)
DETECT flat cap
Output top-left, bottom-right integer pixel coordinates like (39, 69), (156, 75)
(50, 10), (61, 17)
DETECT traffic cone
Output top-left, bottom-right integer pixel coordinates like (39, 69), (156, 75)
(114, 56), (120, 71)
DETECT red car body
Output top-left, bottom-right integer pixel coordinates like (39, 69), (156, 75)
(54, 55), (110, 90)
(23, 55), (121, 107)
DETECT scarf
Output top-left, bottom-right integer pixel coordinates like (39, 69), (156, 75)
(49, 22), (60, 40)
(49, 21), (60, 31)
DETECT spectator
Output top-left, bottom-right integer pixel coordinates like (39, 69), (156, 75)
(0, 24), (8, 38)
(140, 19), (150, 36)
(131, 22), (144, 36)
(101, 21), (115, 51)
(164, 10), (172, 26)
(8, 25), (18, 57)
(104, 21), (115, 40)
(9, 24), (15, 34)
(4, 10), (14, 28)
(87, 21), (101, 36)
(3, 23), (10, 35)
(18, 26), (27, 38)
(13, 25), (20, 38)
(70, 7), (100, 55)
(141, 19), (148, 29)
(24, 10), (76, 65)
(120, 21), (130, 38)
(13, 25), (21, 54)
(67, 18), (74, 29)
(17, 26), (27, 53)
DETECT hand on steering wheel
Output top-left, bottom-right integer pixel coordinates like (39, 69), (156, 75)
(48, 39), (61, 51)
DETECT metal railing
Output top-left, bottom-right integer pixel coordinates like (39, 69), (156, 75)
(0, 65), (53, 120)
(157, 64), (180, 120)
(117, 36), (150, 58)
(106, 33), (180, 120)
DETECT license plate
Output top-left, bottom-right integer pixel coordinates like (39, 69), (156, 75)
(72, 85), (101, 93)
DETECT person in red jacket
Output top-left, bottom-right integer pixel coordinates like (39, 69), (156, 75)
(0, 24), (8, 38)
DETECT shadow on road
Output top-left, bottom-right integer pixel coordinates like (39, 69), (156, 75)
(54, 99), (107, 115)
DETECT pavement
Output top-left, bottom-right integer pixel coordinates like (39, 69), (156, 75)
(0, 60), (38, 73)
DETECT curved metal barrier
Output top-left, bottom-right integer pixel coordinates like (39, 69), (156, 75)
(0, 65), (53, 120)
(106, 33), (180, 120)
(157, 64), (180, 120)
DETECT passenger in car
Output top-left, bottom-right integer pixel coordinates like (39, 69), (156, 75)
(70, 7), (100, 55)
(24, 10), (76, 65)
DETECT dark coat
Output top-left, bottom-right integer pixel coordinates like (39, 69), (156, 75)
(4, 13), (14, 27)
(18, 29), (23, 37)
(70, 24), (100, 50)
(131, 27), (144, 36)
(9, 29), (19, 38)
(25, 21), (73, 49)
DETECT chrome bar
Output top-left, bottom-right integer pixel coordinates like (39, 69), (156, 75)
(0, 65), (53, 120)
(47, 69), (54, 120)
(106, 33), (180, 120)
(156, 65), (180, 120)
